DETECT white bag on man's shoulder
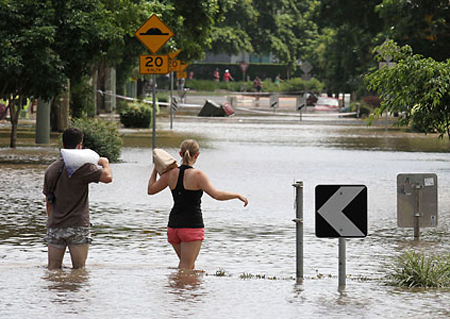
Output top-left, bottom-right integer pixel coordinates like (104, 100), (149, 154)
(153, 148), (177, 175)
(61, 149), (100, 177)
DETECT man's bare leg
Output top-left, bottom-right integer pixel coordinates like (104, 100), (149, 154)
(68, 244), (89, 269)
(48, 245), (65, 270)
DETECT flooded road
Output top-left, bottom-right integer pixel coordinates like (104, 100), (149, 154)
(1, 118), (450, 318)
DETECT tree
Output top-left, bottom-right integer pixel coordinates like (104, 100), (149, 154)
(0, 0), (242, 148)
(209, 0), (256, 55)
(207, 0), (320, 72)
(365, 41), (450, 138)
(51, 0), (123, 119)
(312, 0), (384, 96)
(376, 0), (450, 61)
(0, 0), (66, 148)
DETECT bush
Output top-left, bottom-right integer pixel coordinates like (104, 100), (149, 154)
(186, 77), (324, 94)
(71, 77), (96, 117)
(186, 79), (249, 92)
(189, 62), (293, 80)
(119, 101), (157, 128)
(361, 95), (381, 108)
(278, 78), (324, 94)
(156, 92), (169, 104)
(386, 250), (450, 288)
(358, 103), (372, 118)
(71, 117), (122, 163)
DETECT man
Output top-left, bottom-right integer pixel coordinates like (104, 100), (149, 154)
(43, 128), (112, 270)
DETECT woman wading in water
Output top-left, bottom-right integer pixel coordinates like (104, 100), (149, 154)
(148, 139), (248, 269)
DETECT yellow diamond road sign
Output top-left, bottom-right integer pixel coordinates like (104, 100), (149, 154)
(135, 14), (174, 54)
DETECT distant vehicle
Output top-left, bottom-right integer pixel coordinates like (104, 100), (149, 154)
(314, 96), (339, 111)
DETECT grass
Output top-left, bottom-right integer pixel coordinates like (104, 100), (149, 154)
(386, 250), (450, 288)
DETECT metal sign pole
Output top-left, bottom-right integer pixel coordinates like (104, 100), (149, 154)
(152, 74), (156, 150)
(414, 184), (422, 241)
(338, 237), (346, 289)
(170, 71), (174, 129)
(293, 181), (304, 282)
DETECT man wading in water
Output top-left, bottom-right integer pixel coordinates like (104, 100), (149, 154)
(43, 128), (113, 270)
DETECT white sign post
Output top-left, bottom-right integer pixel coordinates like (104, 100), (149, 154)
(269, 94), (279, 113)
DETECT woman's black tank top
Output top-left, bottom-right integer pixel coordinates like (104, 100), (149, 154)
(168, 165), (204, 228)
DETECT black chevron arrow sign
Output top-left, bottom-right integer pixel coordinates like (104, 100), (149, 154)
(315, 185), (368, 238)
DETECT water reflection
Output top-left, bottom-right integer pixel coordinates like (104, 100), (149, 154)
(43, 268), (90, 295)
(167, 269), (204, 291)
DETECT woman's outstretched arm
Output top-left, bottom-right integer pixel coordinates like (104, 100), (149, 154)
(196, 170), (248, 206)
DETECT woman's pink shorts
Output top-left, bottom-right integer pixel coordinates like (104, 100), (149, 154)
(167, 227), (205, 245)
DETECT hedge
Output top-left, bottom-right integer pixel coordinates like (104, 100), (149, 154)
(187, 62), (304, 82)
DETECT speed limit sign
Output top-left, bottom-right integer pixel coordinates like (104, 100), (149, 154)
(139, 55), (169, 74)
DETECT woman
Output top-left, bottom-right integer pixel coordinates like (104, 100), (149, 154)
(148, 139), (248, 270)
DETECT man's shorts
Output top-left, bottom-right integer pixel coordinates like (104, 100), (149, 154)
(45, 226), (92, 250)
(167, 227), (205, 245)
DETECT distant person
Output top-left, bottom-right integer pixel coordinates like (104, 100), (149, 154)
(274, 74), (284, 86)
(148, 139), (248, 270)
(253, 76), (263, 92)
(0, 103), (7, 121)
(223, 69), (234, 82)
(213, 68), (220, 82)
(43, 128), (113, 270)
(189, 71), (194, 80)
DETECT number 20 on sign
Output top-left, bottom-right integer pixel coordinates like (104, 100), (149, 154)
(139, 55), (169, 74)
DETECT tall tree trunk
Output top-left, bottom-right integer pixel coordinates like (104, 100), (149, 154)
(51, 79), (70, 132)
(36, 99), (51, 144)
(90, 68), (98, 117)
(96, 63), (107, 115)
(8, 96), (22, 149)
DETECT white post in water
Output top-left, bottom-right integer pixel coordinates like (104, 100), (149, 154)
(338, 238), (346, 288)
(293, 181), (304, 281)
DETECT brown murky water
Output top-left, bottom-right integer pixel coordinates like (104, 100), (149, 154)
(1, 117), (450, 318)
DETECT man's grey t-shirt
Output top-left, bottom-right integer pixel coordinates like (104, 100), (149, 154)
(43, 158), (102, 228)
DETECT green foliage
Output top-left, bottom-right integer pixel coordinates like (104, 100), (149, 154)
(361, 95), (381, 109)
(189, 62), (292, 81)
(386, 250), (450, 288)
(376, 0), (450, 61)
(156, 92), (169, 103)
(365, 41), (450, 138)
(187, 77), (323, 94)
(357, 103), (372, 118)
(279, 78), (324, 93)
(70, 77), (96, 118)
(119, 101), (157, 128)
(187, 79), (248, 92)
(313, 0), (384, 95)
(0, 1), (67, 101)
(71, 117), (122, 163)
(207, 0), (320, 70)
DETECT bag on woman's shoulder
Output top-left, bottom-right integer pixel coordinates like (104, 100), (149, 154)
(153, 149), (177, 175)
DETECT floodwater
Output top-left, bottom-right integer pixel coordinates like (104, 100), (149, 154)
(1, 116), (450, 318)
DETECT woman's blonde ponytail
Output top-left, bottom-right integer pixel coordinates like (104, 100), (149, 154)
(180, 139), (199, 165)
